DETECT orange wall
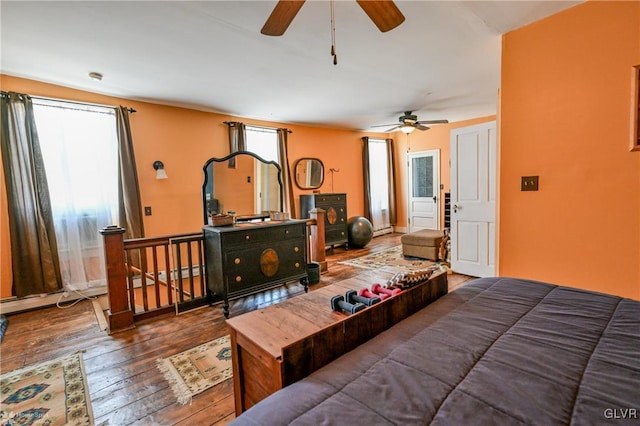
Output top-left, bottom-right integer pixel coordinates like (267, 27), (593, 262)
(393, 115), (496, 230)
(500, 1), (640, 299)
(0, 75), (387, 299)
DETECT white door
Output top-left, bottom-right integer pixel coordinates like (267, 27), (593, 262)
(450, 121), (496, 277)
(407, 150), (440, 233)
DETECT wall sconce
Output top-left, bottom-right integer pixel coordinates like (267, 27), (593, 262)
(153, 161), (168, 179)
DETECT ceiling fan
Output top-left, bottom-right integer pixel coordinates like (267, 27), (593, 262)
(372, 111), (449, 134)
(261, 0), (405, 36)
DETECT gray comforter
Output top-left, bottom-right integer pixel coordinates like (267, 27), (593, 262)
(231, 277), (640, 425)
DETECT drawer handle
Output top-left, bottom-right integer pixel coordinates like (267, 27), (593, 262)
(245, 235), (250, 240)
(294, 246), (299, 252)
(341, 232), (345, 236)
(340, 218), (344, 222)
(235, 276), (242, 282)
(295, 262), (300, 268)
(285, 230), (289, 234)
(235, 258), (241, 265)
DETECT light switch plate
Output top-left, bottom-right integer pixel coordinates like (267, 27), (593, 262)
(521, 176), (539, 191)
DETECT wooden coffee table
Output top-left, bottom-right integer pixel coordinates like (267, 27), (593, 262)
(226, 269), (448, 414)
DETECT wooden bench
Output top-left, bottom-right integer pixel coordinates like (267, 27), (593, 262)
(226, 270), (448, 414)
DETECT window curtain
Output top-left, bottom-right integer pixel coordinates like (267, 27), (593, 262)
(227, 121), (246, 168)
(362, 136), (373, 220)
(0, 91), (62, 297)
(116, 106), (144, 240)
(385, 138), (397, 226)
(277, 128), (296, 217)
(362, 137), (397, 232)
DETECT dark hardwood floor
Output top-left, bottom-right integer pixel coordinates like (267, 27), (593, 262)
(0, 233), (475, 425)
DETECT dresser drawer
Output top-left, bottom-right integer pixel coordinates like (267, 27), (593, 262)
(225, 241), (306, 294)
(222, 223), (305, 246)
(314, 193), (346, 206)
(326, 228), (347, 244)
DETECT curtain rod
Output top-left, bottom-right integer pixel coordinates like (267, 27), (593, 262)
(224, 121), (292, 134)
(0, 91), (136, 113)
(31, 95), (136, 113)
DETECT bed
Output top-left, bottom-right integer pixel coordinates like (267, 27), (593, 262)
(230, 277), (640, 425)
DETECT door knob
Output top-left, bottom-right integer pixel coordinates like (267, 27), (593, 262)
(432, 196), (437, 203)
(453, 204), (460, 213)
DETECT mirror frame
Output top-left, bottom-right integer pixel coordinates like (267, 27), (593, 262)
(293, 157), (325, 190)
(202, 151), (284, 225)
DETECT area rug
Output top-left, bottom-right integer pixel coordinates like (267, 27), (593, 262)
(339, 245), (442, 273)
(157, 335), (233, 405)
(0, 352), (94, 425)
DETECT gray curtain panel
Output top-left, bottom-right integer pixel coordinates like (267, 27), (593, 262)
(277, 128), (295, 217)
(385, 138), (397, 226)
(115, 106), (144, 240)
(227, 121), (246, 168)
(361, 136), (373, 220)
(0, 91), (62, 297)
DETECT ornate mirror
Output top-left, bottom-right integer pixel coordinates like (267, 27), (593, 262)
(293, 158), (324, 189)
(202, 151), (283, 224)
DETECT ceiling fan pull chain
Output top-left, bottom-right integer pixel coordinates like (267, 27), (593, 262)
(330, 0), (337, 65)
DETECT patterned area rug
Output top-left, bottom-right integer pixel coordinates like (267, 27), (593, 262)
(339, 245), (441, 272)
(157, 335), (233, 405)
(0, 352), (94, 425)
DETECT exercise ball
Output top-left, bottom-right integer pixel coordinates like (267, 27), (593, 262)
(347, 216), (373, 248)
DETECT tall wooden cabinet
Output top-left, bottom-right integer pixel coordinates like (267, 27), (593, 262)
(300, 193), (348, 248)
(204, 220), (309, 318)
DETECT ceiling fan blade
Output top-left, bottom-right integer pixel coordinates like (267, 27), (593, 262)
(370, 123), (398, 128)
(415, 124), (431, 131)
(384, 125), (401, 132)
(416, 119), (449, 125)
(261, 1), (306, 36)
(356, 0), (405, 32)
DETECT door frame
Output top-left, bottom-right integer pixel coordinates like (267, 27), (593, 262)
(407, 149), (440, 233)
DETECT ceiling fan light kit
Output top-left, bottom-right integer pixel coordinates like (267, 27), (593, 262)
(372, 111), (449, 133)
(400, 124), (415, 134)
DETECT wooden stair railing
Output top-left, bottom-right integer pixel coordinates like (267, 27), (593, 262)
(101, 215), (327, 334)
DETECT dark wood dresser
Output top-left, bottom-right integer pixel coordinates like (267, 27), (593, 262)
(203, 220), (308, 318)
(299, 193), (348, 248)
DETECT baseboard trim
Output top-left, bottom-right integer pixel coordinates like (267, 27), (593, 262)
(0, 286), (108, 315)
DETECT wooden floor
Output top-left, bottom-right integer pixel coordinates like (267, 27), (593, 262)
(0, 233), (475, 426)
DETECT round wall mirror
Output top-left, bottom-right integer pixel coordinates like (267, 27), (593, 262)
(294, 158), (324, 190)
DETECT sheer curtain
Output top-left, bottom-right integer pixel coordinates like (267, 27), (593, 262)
(33, 100), (119, 291)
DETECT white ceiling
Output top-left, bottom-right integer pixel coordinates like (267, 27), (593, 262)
(0, 1), (580, 131)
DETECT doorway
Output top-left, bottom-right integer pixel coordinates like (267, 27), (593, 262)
(407, 150), (440, 233)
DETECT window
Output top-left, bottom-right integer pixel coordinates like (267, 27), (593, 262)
(367, 139), (391, 233)
(245, 126), (278, 163)
(32, 99), (119, 290)
(245, 126), (280, 213)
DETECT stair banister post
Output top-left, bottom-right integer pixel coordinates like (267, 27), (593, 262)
(309, 208), (327, 272)
(100, 225), (135, 333)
